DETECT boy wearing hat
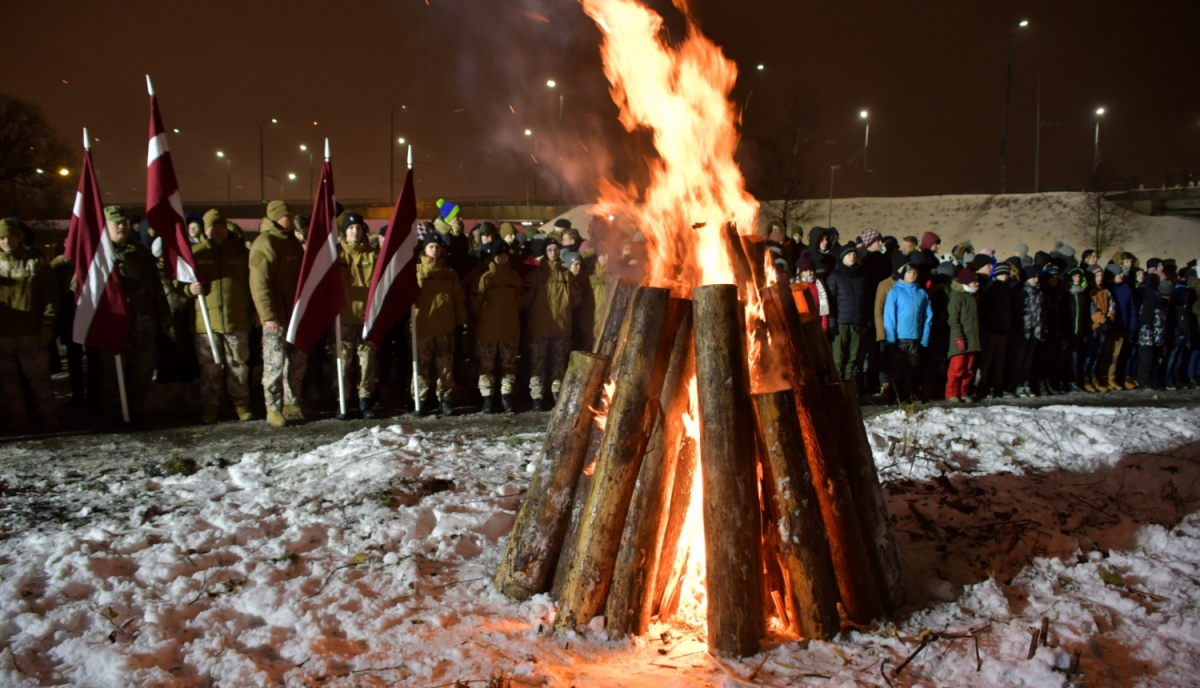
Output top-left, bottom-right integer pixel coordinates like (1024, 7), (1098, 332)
(945, 268), (981, 402)
(250, 200), (308, 427)
(523, 238), (580, 410)
(975, 261), (1014, 398)
(415, 235), (468, 416)
(471, 241), (522, 413)
(1010, 265), (1044, 397)
(188, 209), (254, 423)
(0, 218), (59, 429)
(1083, 265), (1116, 393)
(826, 245), (868, 383)
(336, 213), (380, 419)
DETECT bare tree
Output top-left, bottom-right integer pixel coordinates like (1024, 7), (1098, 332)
(0, 95), (76, 221)
(741, 84), (820, 231)
(1070, 190), (1142, 260)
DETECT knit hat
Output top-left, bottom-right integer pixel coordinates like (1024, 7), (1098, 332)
(1022, 265), (1040, 280)
(993, 263), (1012, 277)
(956, 268), (978, 285)
(104, 205), (127, 223)
(1146, 258), (1162, 270)
(890, 252), (910, 272)
(919, 231), (941, 250)
(487, 240), (510, 259)
(0, 218), (22, 240)
(543, 237), (561, 251)
(553, 218), (572, 230)
(1087, 264), (1104, 275)
(1015, 243), (1029, 257)
(1105, 263), (1123, 277)
(839, 245), (857, 260)
(421, 232), (448, 251)
(1054, 242), (1076, 258)
(561, 251), (582, 269)
(341, 212), (366, 231)
(937, 261), (956, 277)
(1041, 265), (1059, 277)
(478, 221), (498, 237)
(969, 254), (993, 272)
(266, 200), (291, 222)
(498, 222), (516, 239)
(1157, 279), (1174, 296)
(860, 228), (882, 248)
(185, 212), (203, 228)
(797, 249), (816, 273)
(202, 209), (225, 228)
(435, 199), (460, 223)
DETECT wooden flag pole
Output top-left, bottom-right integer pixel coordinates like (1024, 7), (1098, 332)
(114, 353), (131, 423)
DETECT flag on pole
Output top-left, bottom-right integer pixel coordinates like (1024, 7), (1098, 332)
(286, 139), (345, 354)
(145, 75), (199, 283)
(67, 128), (129, 355)
(362, 147), (420, 348)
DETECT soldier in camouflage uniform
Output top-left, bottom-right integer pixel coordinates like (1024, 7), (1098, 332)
(335, 213), (379, 419)
(0, 218), (58, 430)
(100, 207), (171, 422)
(188, 209), (254, 424)
(415, 235), (467, 416)
(523, 238), (580, 410)
(249, 200), (307, 427)
(470, 241), (522, 413)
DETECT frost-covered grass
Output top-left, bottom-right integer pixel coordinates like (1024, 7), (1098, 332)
(0, 406), (1197, 687)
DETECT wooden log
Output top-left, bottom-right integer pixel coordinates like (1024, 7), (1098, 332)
(692, 284), (765, 658)
(652, 416), (698, 620)
(823, 381), (904, 611)
(788, 283), (837, 385)
(740, 235), (768, 288)
(722, 223), (756, 300)
(593, 278), (636, 358)
(495, 351), (610, 599)
(554, 288), (684, 635)
(606, 307), (695, 637)
(753, 390), (842, 640)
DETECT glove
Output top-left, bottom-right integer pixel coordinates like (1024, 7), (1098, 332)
(955, 337), (966, 353)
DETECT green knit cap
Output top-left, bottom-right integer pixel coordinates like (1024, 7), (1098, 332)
(202, 208), (225, 228)
(103, 206), (127, 223)
(498, 222), (515, 239)
(0, 218), (21, 239)
(266, 200), (291, 222)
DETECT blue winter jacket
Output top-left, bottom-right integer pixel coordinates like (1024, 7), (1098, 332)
(1110, 282), (1137, 334)
(884, 281), (933, 347)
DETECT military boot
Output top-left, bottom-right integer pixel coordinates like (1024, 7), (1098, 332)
(282, 404), (305, 422)
(360, 397), (376, 420)
(235, 405), (255, 422)
(267, 410), (287, 428)
(480, 396), (495, 415)
(501, 394), (514, 414)
(531, 396), (543, 412)
(440, 399), (454, 417)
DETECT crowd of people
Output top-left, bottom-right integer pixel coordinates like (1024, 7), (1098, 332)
(1, 202), (1198, 433)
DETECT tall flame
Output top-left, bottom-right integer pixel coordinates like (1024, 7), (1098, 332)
(583, 0), (759, 296)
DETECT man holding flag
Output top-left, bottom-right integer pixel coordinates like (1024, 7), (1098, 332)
(250, 201), (307, 427)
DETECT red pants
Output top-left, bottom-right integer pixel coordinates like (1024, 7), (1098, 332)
(945, 353), (976, 400)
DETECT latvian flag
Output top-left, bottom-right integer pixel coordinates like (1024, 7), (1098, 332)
(66, 129), (129, 355)
(362, 148), (420, 348)
(286, 140), (345, 354)
(145, 75), (200, 283)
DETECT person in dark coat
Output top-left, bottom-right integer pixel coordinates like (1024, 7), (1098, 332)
(1009, 265), (1044, 397)
(1166, 277), (1197, 389)
(1136, 276), (1170, 389)
(1119, 268), (1145, 388)
(975, 262), (1014, 398)
(1105, 267), (1136, 389)
(945, 269), (981, 402)
(808, 227), (837, 280)
(1064, 267), (1092, 392)
(1038, 266), (1068, 395)
(858, 228), (890, 394)
(826, 245), (869, 382)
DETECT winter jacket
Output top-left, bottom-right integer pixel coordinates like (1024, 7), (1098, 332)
(249, 219), (305, 324)
(1137, 284), (1168, 347)
(1173, 284), (1198, 347)
(524, 258), (581, 339)
(860, 250), (892, 305)
(978, 278), (1014, 335)
(112, 241), (170, 331)
(338, 238), (378, 326)
(883, 281), (932, 347)
(801, 278), (831, 333)
(1110, 282), (1137, 335)
(415, 255), (467, 340)
(1066, 283), (1092, 336)
(472, 260), (522, 344)
(1089, 287), (1115, 334)
(826, 263), (869, 328)
(190, 234), (252, 334)
(0, 244), (56, 337)
(946, 282), (981, 359)
(1015, 280), (1044, 341)
(1041, 281), (1068, 339)
(808, 227), (837, 279)
(873, 276), (896, 342)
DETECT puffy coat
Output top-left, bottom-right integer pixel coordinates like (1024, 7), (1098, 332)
(826, 263), (869, 328)
(1041, 280), (1068, 339)
(415, 255), (467, 339)
(883, 281), (932, 347)
(0, 244), (56, 337)
(946, 282), (981, 359)
(1137, 284), (1168, 347)
(338, 238), (378, 326)
(472, 260), (522, 344)
(978, 278), (1014, 335)
(1066, 283), (1092, 336)
(1110, 282), (1137, 334)
(1173, 284), (1198, 347)
(524, 258), (581, 339)
(190, 234), (252, 333)
(249, 219), (305, 324)
(1014, 280), (1044, 341)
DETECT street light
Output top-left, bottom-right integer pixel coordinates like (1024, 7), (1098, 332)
(260, 118), (279, 202)
(1001, 19), (1030, 194)
(397, 137), (406, 145)
(216, 151), (231, 203)
(287, 173), (297, 180)
(546, 80), (557, 88)
(756, 64), (765, 71)
(860, 110), (870, 171)
(524, 129), (532, 136)
(58, 168), (69, 176)
(1094, 107), (1106, 172)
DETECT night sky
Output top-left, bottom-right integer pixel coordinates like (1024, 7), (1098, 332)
(4, 0), (1198, 208)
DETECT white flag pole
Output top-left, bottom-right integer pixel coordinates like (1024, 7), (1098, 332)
(327, 139), (347, 418)
(114, 354), (130, 423)
(406, 146), (422, 414)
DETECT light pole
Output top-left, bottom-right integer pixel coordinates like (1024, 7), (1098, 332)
(300, 144), (313, 199)
(259, 117), (278, 202)
(1001, 19), (1030, 194)
(828, 165), (840, 227)
(860, 110), (870, 170)
(1034, 74), (1042, 192)
(1093, 107), (1105, 173)
(216, 151), (231, 203)
(525, 129), (539, 204)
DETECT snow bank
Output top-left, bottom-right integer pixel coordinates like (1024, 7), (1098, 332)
(0, 407), (1197, 686)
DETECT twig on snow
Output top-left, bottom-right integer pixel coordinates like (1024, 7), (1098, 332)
(748, 651), (771, 680)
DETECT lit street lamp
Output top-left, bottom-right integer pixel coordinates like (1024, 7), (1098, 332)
(1094, 107), (1105, 172)
(216, 151), (231, 203)
(860, 110), (870, 170)
(300, 144), (313, 198)
(1001, 19), (1030, 194)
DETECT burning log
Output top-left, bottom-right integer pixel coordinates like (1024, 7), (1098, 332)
(789, 283), (837, 386)
(753, 390), (841, 640)
(554, 288), (685, 635)
(494, 351), (610, 600)
(651, 415), (698, 621)
(692, 284), (765, 658)
(740, 235), (768, 289)
(605, 308), (695, 637)
(823, 381), (904, 611)
(593, 278), (637, 358)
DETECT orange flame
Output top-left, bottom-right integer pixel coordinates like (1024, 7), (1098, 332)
(590, 379), (618, 432)
(667, 375), (707, 626)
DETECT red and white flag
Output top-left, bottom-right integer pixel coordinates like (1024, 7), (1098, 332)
(67, 128), (129, 355)
(145, 75), (199, 283)
(286, 139), (345, 354)
(362, 147), (420, 348)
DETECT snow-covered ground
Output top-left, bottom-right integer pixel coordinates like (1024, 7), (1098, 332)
(0, 405), (1198, 687)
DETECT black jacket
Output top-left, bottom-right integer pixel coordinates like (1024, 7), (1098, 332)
(978, 277), (1014, 335)
(826, 262), (869, 328)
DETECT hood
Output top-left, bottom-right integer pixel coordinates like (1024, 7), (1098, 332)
(808, 226), (832, 252)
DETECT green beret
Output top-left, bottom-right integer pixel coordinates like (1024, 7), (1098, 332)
(0, 218), (21, 240)
(266, 200), (291, 222)
(202, 208), (225, 229)
(104, 206), (127, 223)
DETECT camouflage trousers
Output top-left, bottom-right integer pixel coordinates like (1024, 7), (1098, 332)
(335, 323), (377, 399)
(262, 330), (307, 412)
(529, 337), (570, 400)
(0, 335), (56, 425)
(195, 331), (251, 407)
(416, 333), (455, 402)
(476, 341), (518, 397)
(103, 325), (158, 417)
